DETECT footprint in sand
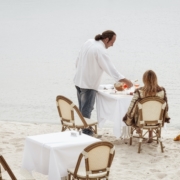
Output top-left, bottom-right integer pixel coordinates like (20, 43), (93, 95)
(16, 144), (23, 147)
(149, 169), (160, 173)
(156, 173), (167, 179)
(121, 162), (129, 165)
(9, 138), (25, 143)
(16, 148), (23, 152)
(148, 152), (157, 156)
(177, 170), (180, 176)
(2, 141), (9, 144)
(164, 155), (170, 158)
(149, 157), (161, 163)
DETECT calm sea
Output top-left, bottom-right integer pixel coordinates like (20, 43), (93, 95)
(0, 0), (180, 129)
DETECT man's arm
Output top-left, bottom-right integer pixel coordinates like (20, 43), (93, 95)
(97, 50), (133, 88)
(97, 52), (125, 81)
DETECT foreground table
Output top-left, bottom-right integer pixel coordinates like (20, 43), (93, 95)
(22, 131), (100, 180)
(96, 84), (134, 138)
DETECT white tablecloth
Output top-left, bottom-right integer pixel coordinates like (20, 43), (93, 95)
(22, 131), (100, 180)
(96, 84), (134, 138)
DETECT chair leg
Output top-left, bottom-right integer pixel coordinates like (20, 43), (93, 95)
(91, 125), (97, 135)
(61, 125), (64, 131)
(62, 125), (67, 132)
(159, 130), (164, 153)
(0, 165), (2, 180)
(156, 129), (159, 144)
(67, 172), (71, 180)
(138, 142), (142, 153)
(160, 141), (164, 153)
(95, 125), (97, 134)
(160, 135), (164, 152)
(130, 136), (132, 145)
(147, 130), (153, 143)
(129, 127), (133, 145)
(138, 130), (143, 153)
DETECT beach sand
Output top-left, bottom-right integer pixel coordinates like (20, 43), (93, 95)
(1, 0), (180, 179)
(0, 121), (180, 180)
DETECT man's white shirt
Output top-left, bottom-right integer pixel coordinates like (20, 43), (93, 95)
(74, 39), (125, 90)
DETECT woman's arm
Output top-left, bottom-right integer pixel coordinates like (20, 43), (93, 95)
(123, 90), (140, 125)
(127, 90), (140, 116)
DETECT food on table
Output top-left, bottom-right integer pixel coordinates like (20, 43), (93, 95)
(114, 82), (127, 91)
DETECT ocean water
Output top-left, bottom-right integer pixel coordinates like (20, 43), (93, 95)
(0, 0), (180, 129)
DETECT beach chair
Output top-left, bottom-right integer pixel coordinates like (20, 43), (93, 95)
(129, 96), (166, 153)
(67, 141), (115, 180)
(0, 154), (34, 180)
(56, 95), (98, 135)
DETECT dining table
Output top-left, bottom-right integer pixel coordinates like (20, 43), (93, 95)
(22, 131), (100, 180)
(96, 84), (134, 138)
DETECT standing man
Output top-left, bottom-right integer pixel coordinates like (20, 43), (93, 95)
(74, 30), (133, 119)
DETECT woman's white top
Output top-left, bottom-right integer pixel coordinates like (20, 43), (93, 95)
(74, 39), (125, 90)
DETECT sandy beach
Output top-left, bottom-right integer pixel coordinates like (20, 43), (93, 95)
(0, 120), (180, 180)
(1, 0), (180, 179)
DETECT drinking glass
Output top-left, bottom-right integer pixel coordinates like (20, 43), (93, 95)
(134, 81), (140, 89)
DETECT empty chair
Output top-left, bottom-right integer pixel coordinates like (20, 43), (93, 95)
(67, 141), (115, 180)
(129, 96), (167, 153)
(56, 95), (98, 134)
(0, 154), (34, 180)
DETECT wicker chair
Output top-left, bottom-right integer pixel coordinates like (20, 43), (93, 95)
(56, 95), (98, 134)
(67, 141), (115, 180)
(0, 154), (34, 180)
(129, 96), (167, 153)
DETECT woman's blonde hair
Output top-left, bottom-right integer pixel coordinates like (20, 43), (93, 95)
(142, 70), (162, 96)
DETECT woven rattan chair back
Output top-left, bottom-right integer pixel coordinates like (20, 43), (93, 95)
(138, 97), (166, 127)
(56, 96), (75, 127)
(130, 96), (166, 153)
(67, 141), (115, 180)
(83, 142), (114, 172)
(56, 95), (98, 133)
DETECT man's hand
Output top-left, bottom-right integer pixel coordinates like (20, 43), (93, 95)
(114, 82), (124, 91)
(119, 78), (133, 88)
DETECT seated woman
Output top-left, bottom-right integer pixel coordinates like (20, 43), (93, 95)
(123, 70), (170, 143)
